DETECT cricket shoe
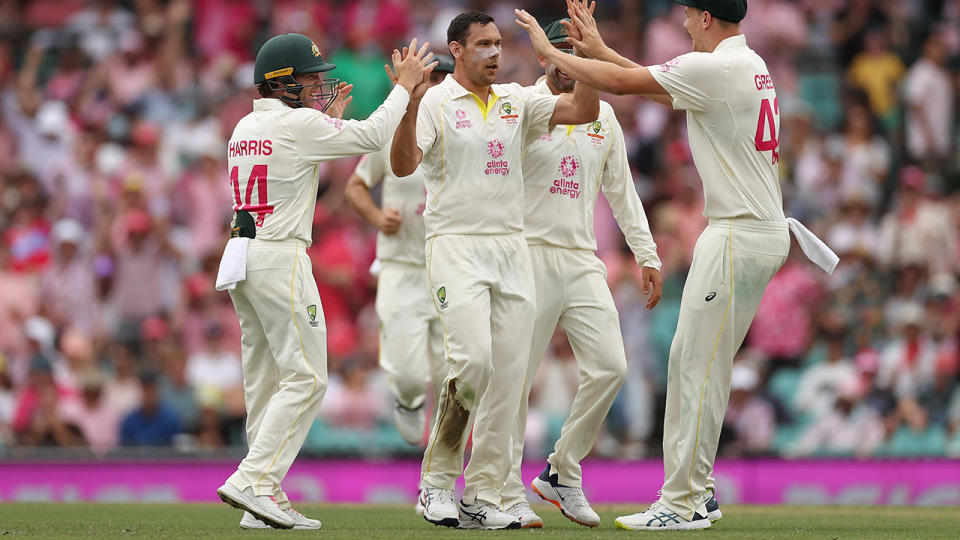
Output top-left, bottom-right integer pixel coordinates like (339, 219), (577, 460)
(614, 500), (711, 531)
(216, 483), (294, 529)
(415, 497), (425, 516)
(239, 508), (322, 530)
(530, 466), (600, 527)
(706, 490), (722, 522)
(504, 501), (543, 528)
(394, 401), (426, 445)
(419, 487), (459, 527)
(457, 498), (522, 529)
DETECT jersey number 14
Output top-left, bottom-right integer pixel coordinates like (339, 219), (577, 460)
(231, 164), (274, 227)
(754, 97), (779, 165)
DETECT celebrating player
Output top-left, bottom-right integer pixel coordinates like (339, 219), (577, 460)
(213, 32), (436, 530)
(344, 55), (456, 447)
(390, 11), (599, 530)
(515, 0), (838, 531)
(500, 18), (663, 529)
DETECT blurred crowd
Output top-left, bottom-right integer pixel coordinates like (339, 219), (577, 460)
(0, 0), (958, 460)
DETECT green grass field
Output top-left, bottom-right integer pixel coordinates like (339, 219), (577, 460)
(0, 503), (957, 539)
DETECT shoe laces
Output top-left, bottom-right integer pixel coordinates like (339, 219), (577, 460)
(286, 508), (304, 518)
(424, 487), (455, 506)
(557, 486), (591, 510)
(507, 501), (533, 517)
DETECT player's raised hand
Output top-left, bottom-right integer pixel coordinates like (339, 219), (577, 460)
(325, 82), (354, 119)
(390, 38), (437, 94)
(642, 266), (663, 310)
(514, 9), (552, 58)
(563, 0), (606, 58)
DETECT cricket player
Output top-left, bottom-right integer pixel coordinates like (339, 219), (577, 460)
(501, 19), (663, 529)
(390, 11), (600, 530)
(516, 0), (837, 530)
(344, 55), (456, 446)
(213, 32), (436, 529)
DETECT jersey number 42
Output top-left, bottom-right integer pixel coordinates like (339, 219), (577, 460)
(754, 97), (779, 165)
(231, 164), (274, 227)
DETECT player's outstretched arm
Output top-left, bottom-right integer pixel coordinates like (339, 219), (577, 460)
(515, 8), (669, 101)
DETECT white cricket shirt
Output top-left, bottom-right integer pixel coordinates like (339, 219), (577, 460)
(414, 75), (559, 239)
(227, 86), (410, 244)
(522, 77), (661, 270)
(353, 143), (427, 265)
(649, 34), (785, 221)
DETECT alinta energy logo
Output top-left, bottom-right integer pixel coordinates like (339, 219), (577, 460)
(454, 108), (471, 129)
(551, 155), (581, 199)
(485, 138), (509, 175)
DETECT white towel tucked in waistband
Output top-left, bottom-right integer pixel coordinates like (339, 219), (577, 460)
(786, 218), (839, 274)
(215, 237), (249, 291)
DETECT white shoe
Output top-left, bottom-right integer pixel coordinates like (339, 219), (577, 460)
(415, 497), (425, 516)
(504, 501), (543, 528)
(457, 498), (521, 530)
(239, 508), (322, 530)
(530, 467), (600, 527)
(217, 483), (294, 529)
(394, 401), (425, 445)
(419, 487), (458, 527)
(614, 501), (711, 531)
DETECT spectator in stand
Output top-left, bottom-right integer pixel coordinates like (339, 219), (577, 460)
(826, 101), (890, 206)
(720, 362), (776, 457)
(319, 358), (387, 431)
(119, 371), (181, 446)
(61, 371), (120, 454)
(101, 344), (142, 418)
(878, 303), (937, 409)
(877, 166), (958, 276)
(158, 347), (198, 433)
(40, 219), (99, 333)
(793, 318), (857, 419)
(185, 323), (243, 419)
(904, 29), (954, 172)
(106, 209), (179, 341)
(789, 374), (885, 457)
(13, 356), (82, 446)
(847, 28), (904, 125)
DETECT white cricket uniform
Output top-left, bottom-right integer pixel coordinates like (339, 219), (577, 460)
(648, 35), (792, 519)
(223, 86), (410, 499)
(502, 78), (661, 508)
(352, 145), (446, 413)
(415, 75), (559, 506)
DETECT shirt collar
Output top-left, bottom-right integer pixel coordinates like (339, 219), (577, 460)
(533, 76), (552, 95)
(253, 98), (288, 111)
(714, 34), (747, 52)
(441, 75), (513, 102)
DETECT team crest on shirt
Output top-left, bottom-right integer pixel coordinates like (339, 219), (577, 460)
(307, 305), (319, 327)
(437, 287), (448, 310)
(587, 120), (605, 145)
(499, 101), (518, 124)
(455, 109), (472, 129)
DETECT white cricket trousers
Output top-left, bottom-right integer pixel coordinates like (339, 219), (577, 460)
(375, 261), (446, 411)
(420, 233), (536, 506)
(226, 238), (328, 498)
(502, 245), (627, 508)
(660, 218), (788, 520)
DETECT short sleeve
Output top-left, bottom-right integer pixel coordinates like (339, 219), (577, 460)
(648, 52), (725, 113)
(519, 86), (560, 140)
(416, 94), (440, 157)
(354, 146), (388, 188)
